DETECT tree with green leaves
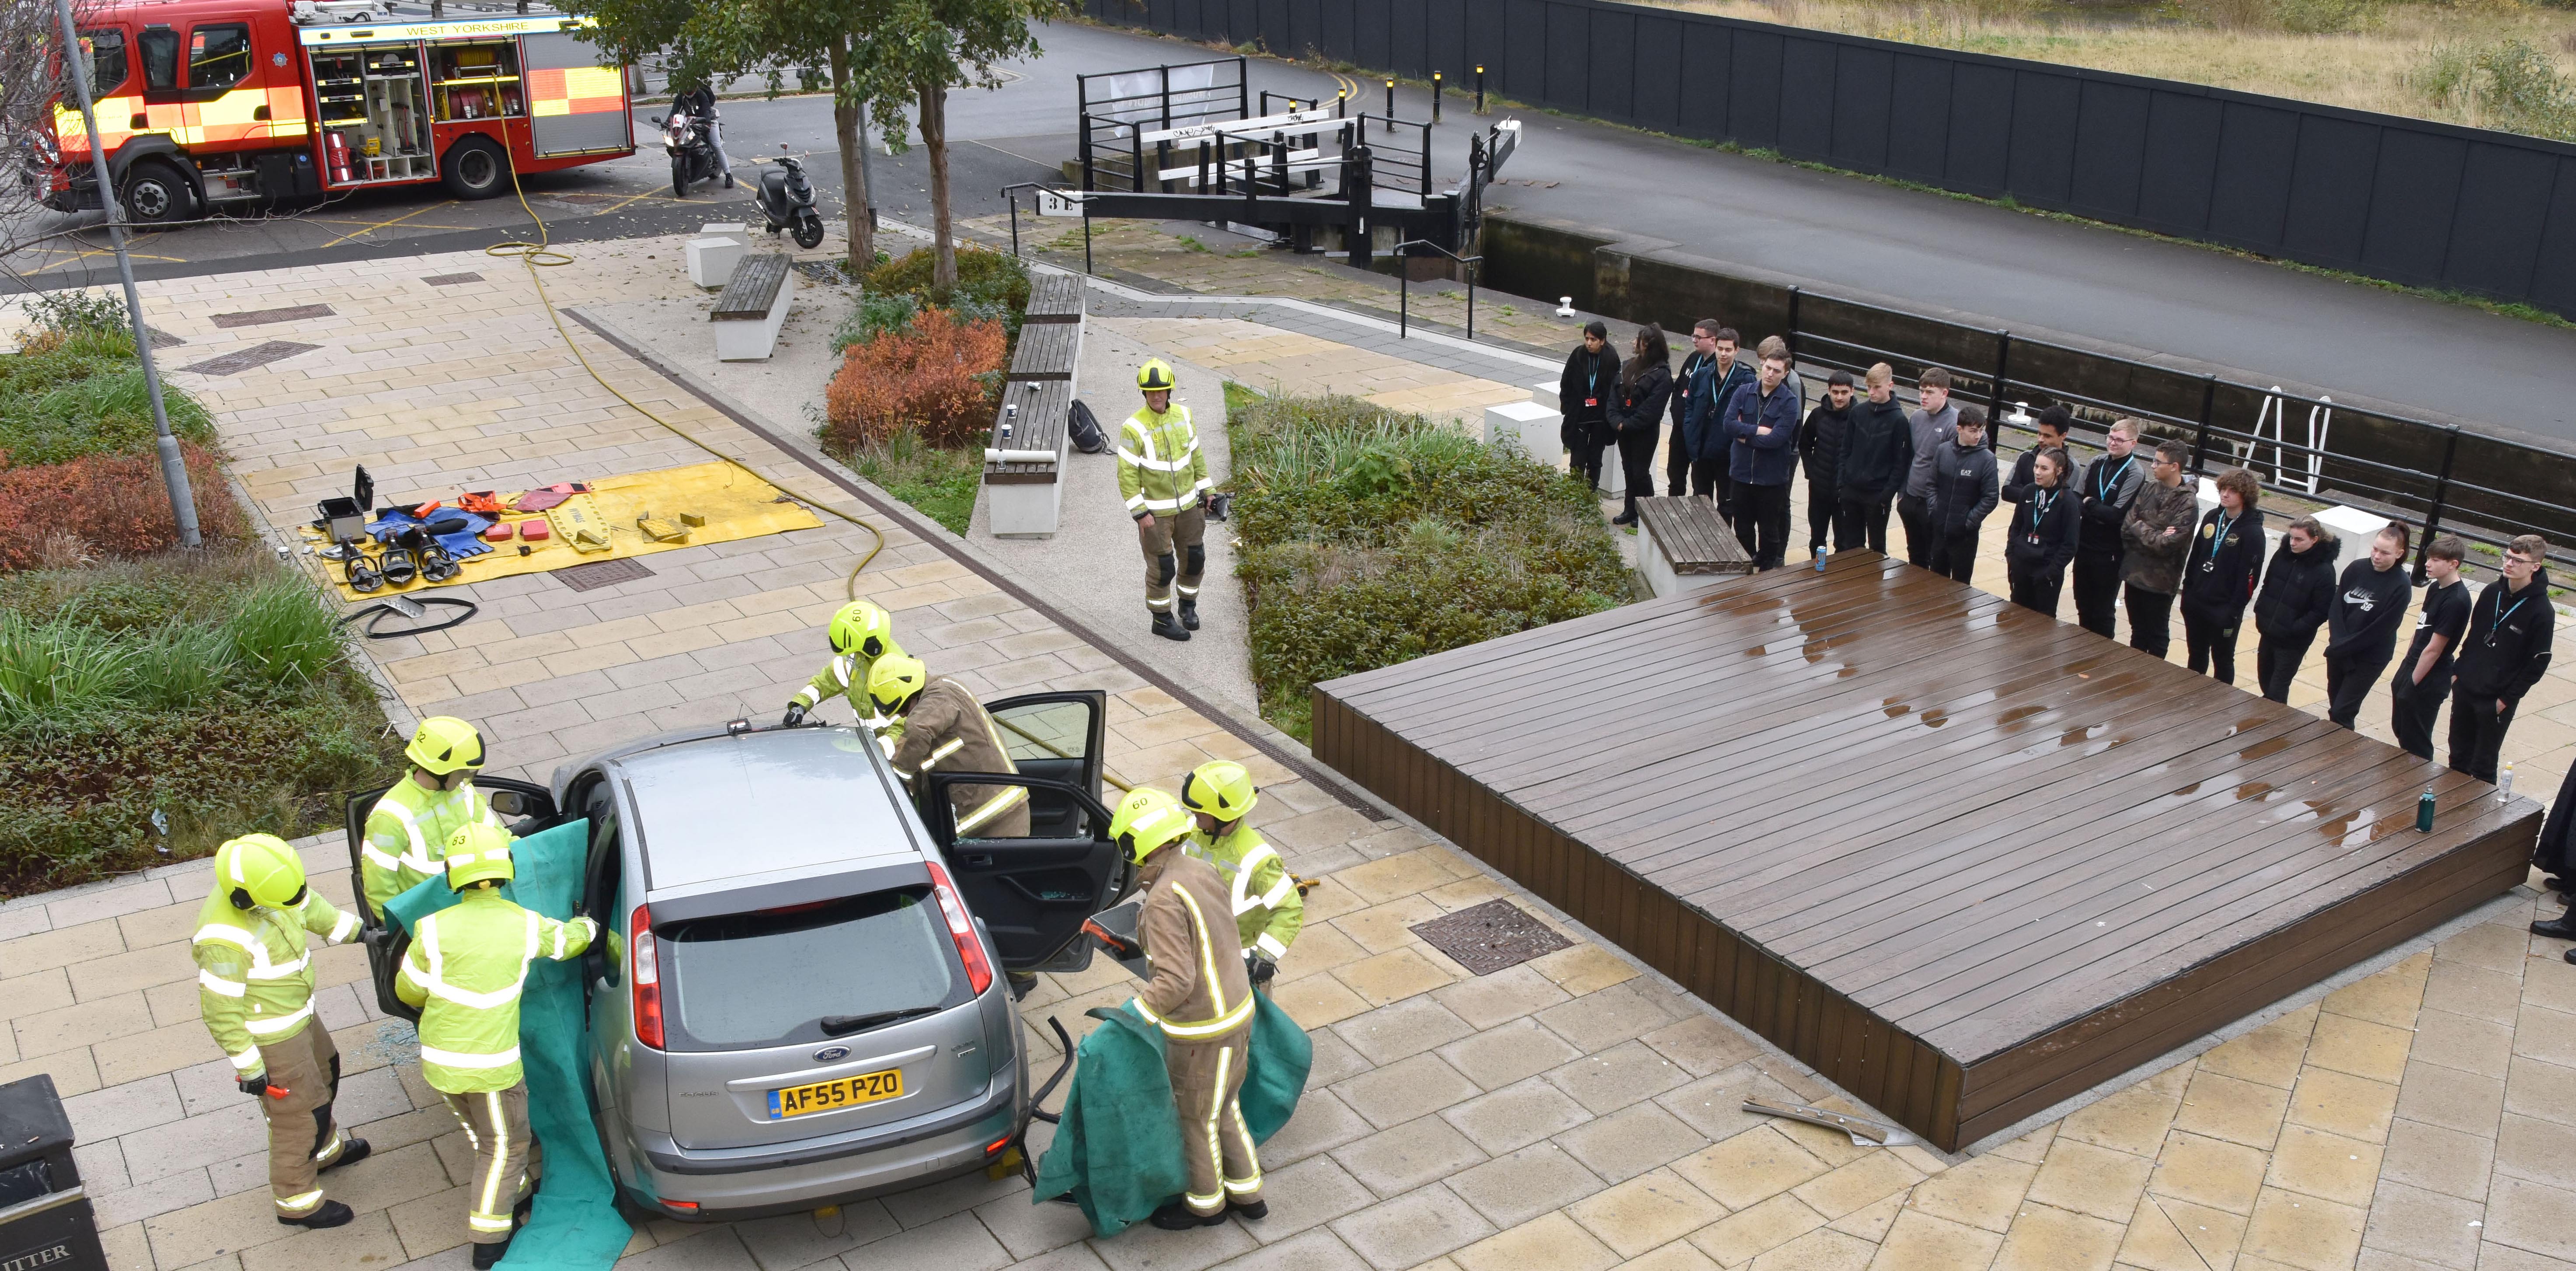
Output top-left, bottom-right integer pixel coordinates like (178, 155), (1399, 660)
(560, 0), (1047, 286)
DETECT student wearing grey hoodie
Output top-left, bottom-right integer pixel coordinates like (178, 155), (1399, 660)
(2119, 441), (2200, 659)
(1896, 367), (1959, 570)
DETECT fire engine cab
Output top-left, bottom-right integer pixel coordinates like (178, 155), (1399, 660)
(49, 0), (634, 222)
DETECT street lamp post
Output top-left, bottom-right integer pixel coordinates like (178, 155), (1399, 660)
(50, 0), (200, 547)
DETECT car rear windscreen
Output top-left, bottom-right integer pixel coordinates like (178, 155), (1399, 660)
(660, 887), (955, 1049)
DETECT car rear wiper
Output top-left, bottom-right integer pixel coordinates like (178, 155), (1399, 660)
(820, 1006), (940, 1037)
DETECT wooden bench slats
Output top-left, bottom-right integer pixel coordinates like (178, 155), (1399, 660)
(1007, 321), (1078, 381)
(1636, 496), (1753, 574)
(985, 378), (1073, 484)
(710, 255), (790, 321)
(1024, 273), (1084, 324)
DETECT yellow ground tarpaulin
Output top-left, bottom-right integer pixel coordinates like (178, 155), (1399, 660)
(317, 461), (822, 601)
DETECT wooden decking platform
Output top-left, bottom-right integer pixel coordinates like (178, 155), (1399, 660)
(1311, 552), (2541, 1150)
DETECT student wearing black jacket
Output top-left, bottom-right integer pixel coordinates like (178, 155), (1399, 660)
(2323, 525), (2414, 730)
(1833, 363), (1913, 554)
(2002, 407), (2075, 507)
(1558, 321), (1619, 494)
(2003, 450), (2081, 616)
(2448, 534), (2556, 783)
(2252, 517), (2339, 704)
(1925, 407), (1998, 584)
(1799, 370), (1855, 559)
(1667, 328), (1715, 497)
(2073, 419), (2146, 639)
(2178, 468), (2266, 685)
(1605, 325), (1674, 527)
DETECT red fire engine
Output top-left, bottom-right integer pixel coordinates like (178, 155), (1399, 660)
(49, 0), (634, 222)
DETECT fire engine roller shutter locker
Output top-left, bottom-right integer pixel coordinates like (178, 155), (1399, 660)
(520, 31), (626, 158)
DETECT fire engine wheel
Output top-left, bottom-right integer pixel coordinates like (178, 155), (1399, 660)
(441, 137), (510, 201)
(119, 161), (192, 225)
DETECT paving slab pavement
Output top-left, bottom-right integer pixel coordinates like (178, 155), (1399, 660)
(9, 226), (2576, 1271)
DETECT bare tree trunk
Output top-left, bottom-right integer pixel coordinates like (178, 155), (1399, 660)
(829, 35), (872, 276)
(920, 79), (954, 292)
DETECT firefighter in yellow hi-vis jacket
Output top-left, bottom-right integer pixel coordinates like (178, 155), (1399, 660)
(193, 835), (371, 1231)
(1118, 359), (1212, 643)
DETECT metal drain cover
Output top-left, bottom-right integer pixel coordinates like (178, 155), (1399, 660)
(555, 557), (657, 593)
(1410, 898), (1572, 975)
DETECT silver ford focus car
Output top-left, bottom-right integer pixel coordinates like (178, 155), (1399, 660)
(345, 690), (1124, 1221)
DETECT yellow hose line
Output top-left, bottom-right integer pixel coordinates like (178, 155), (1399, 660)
(487, 168), (883, 597)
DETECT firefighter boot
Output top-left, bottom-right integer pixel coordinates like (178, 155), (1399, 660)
(1152, 607), (1191, 642)
(1179, 597), (1201, 631)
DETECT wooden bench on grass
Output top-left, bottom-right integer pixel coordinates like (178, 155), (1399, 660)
(1635, 496), (1753, 597)
(710, 254), (793, 361)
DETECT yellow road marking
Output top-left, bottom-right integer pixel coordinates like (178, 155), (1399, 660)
(313, 199), (463, 249)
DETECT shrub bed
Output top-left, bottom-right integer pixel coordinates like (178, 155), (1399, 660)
(1230, 392), (1629, 740)
(0, 550), (403, 896)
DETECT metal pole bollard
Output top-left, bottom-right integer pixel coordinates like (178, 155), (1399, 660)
(1476, 66), (1486, 115)
(1433, 72), (1443, 123)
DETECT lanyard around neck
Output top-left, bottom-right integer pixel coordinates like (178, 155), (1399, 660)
(2095, 455), (2133, 499)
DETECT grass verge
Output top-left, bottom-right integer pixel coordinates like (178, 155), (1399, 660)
(842, 427), (985, 536)
(1229, 390), (1629, 740)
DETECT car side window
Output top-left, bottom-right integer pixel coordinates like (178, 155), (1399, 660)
(138, 28), (178, 92)
(992, 699), (1090, 763)
(187, 23), (249, 92)
(80, 30), (129, 96)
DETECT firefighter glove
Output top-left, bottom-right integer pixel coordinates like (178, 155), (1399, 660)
(238, 1073), (273, 1098)
(1246, 951), (1278, 986)
(782, 703), (807, 727)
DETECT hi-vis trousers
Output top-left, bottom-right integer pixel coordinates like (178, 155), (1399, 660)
(1138, 506), (1206, 613)
(261, 1023), (348, 1218)
(1169, 1027), (1260, 1215)
(443, 1082), (534, 1244)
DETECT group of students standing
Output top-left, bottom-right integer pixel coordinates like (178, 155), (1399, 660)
(1559, 325), (2559, 785)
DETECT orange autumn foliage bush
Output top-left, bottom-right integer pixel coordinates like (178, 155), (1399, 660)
(0, 442), (245, 570)
(821, 307), (1006, 454)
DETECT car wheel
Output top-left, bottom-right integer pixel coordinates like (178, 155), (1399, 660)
(118, 159), (191, 224)
(441, 136), (509, 200)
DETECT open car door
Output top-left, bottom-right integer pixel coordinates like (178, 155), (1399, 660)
(919, 772), (1122, 974)
(340, 777), (560, 1021)
(983, 690), (1107, 833)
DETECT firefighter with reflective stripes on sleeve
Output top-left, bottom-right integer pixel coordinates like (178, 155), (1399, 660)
(1109, 786), (1268, 1230)
(869, 655), (1032, 838)
(395, 823), (596, 1269)
(362, 716), (499, 921)
(193, 834), (372, 1231)
(783, 600), (904, 727)
(1180, 760), (1301, 988)
(1119, 359), (1212, 644)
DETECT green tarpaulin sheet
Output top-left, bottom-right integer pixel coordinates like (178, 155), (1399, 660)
(385, 817), (631, 1270)
(1030, 993), (1313, 1238)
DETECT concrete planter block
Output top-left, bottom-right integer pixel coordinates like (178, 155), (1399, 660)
(1486, 399), (1559, 464)
(688, 235), (748, 289)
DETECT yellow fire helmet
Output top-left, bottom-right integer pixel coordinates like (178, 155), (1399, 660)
(828, 600), (898, 660)
(1108, 786), (1191, 865)
(1180, 759), (1258, 824)
(443, 822), (516, 890)
(216, 833), (308, 910)
(405, 716), (484, 776)
(864, 654), (929, 718)
(1136, 358), (1176, 391)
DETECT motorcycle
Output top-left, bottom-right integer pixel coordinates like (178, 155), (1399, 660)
(756, 147), (826, 250)
(652, 108), (723, 198)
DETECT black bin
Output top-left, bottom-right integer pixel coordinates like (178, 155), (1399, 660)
(0, 1074), (107, 1271)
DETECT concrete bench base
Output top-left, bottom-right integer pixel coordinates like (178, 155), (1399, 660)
(712, 262), (793, 362)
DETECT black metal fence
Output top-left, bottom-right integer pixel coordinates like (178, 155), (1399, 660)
(1481, 216), (2576, 575)
(1083, 0), (2576, 319)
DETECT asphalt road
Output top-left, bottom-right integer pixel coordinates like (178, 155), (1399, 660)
(12, 17), (2575, 445)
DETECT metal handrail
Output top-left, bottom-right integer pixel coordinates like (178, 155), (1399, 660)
(1390, 240), (1484, 340)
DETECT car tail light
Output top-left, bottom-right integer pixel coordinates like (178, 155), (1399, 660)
(926, 862), (994, 996)
(631, 904), (664, 1050)
(663, 1199), (697, 1212)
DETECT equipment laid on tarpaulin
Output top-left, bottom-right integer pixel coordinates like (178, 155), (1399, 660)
(1029, 994), (1310, 1238)
(314, 461), (822, 601)
(383, 819), (632, 1271)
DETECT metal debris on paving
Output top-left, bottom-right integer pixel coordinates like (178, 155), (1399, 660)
(1410, 897), (1571, 975)
(421, 272), (484, 286)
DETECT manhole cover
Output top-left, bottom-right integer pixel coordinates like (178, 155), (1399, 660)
(554, 557), (656, 593)
(146, 326), (184, 348)
(1411, 898), (1572, 975)
(211, 304), (335, 328)
(422, 272), (484, 287)
(174, 340), (320, 376)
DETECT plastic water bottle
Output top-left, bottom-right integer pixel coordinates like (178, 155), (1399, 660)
(2500, 762), (2515, 800)
(2417, 788), (2435, 833)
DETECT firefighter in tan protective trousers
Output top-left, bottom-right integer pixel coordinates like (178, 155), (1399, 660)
(1119, 359), (1212, 643)
(1108, 786), (1266, 1230)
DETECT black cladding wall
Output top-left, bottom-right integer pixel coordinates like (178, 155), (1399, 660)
(1084, 0), (2576, 318)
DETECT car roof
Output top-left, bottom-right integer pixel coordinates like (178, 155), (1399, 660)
(607, 726), (922, 899)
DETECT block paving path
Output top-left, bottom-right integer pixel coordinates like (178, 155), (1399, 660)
(3, 229), (2574, 1271)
